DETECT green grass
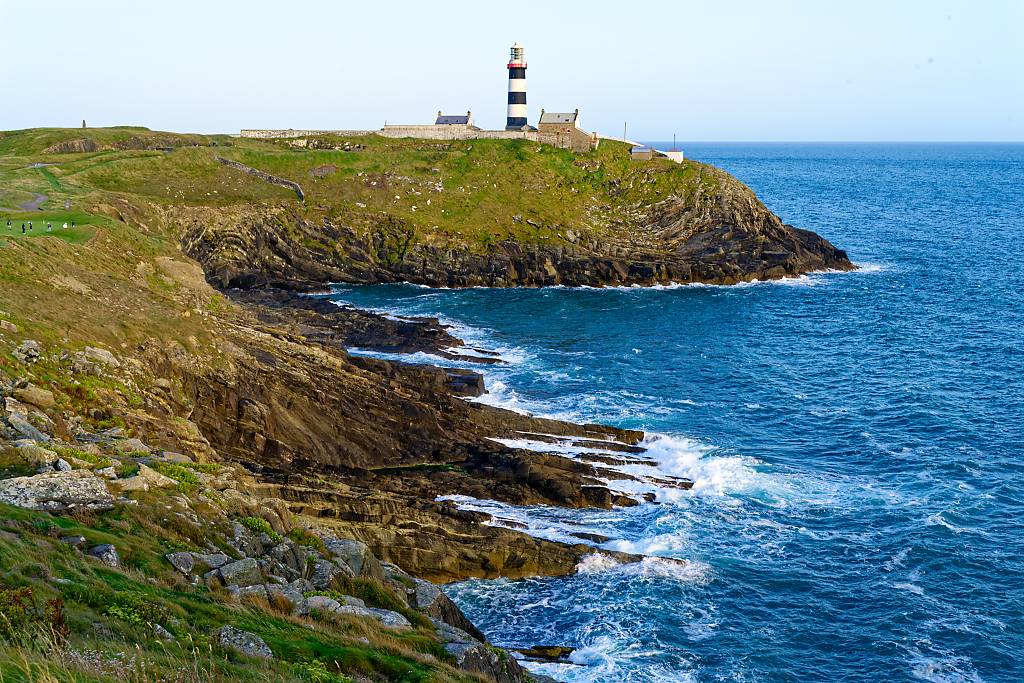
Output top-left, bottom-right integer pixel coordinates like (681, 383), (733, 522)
(0, 500), (483, 683)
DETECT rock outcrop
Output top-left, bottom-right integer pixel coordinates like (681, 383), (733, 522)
(0, 470), (115, 512)
(178, 162), (853, 291)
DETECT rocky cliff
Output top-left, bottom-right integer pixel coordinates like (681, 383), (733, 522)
(177, 158), (853, 290)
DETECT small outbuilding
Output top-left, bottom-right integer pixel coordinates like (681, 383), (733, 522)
(435, 110), (475, 126)
(537, 109), (599, 152)
(630, 146), (656, 161)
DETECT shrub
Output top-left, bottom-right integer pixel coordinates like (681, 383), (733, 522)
(0, 585), (68, 646)
(294, 659), (353, 683)
(287, 528), (326, 552)
(115, 461), (139, 478)
(149, 462), (202, 493)
(238, 516), (282, 543)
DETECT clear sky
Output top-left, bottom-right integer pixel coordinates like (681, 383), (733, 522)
(3, 0), (1022, 141)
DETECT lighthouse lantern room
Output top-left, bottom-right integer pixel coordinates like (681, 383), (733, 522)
(506, 42), (528, 130)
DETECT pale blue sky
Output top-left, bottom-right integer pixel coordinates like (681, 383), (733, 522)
(3, 0), (1022, 140)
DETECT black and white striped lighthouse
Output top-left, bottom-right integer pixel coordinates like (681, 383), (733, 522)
(506, 42), (527, 130)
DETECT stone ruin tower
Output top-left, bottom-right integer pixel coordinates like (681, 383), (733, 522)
(506, 42), (528, 130)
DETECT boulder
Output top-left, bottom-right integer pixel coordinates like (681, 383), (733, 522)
(305, 595), (343, 615)
(88, 544), (120, 567)
(217, 558), (263, 588)
(195, 552), (230, 569)
(6, 414), (50, 443)
(328, 604), (411, 630)
(82, 346), (120, 368)
(59, 535), (87, 548)
(0, 470), (114, 512)
(7, 444), (57, 469)
(96, 466), (117, 479)
(117, 438), (151, 454)
(215, 625), (273, 659)
(322, 537), (384, 581)
(166, 551), (196, 576)
(266, 541), (305, 573)
(13, 340), (41, 364)
(53, 458), (72, 472)
(0, 320), (17, 333)
(229, 522), (264, 558)
(409, 577), (486, 642)
(111, 464), (177, 493)
(153, 624), (175, 641)
(265, 584), (308, 615)
(13, 385), (55, 410)
(310, 557), (350, 589)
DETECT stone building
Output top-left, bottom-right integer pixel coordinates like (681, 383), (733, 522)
(435, 111), (476, 127)
(537, 109), (599, 152)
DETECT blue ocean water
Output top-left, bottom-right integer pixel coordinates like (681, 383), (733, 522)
(327, 143), (1024, 682)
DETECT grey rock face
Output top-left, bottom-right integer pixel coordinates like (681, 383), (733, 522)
(310, 558), (346, 589)
(53, 458), (72, 472)
(0, 470), (114, 512)
(13, 340), (41, 363)
(323, 537), (384, 580)
(82, 346), (120, 368)
(217, 558), (263, 588)
(6, 413), (50, 443)
(88, 544), (120, 567)
(329, 604), (411, 630)
(215, 625), (273, 659)
(166, 551), (196, 575)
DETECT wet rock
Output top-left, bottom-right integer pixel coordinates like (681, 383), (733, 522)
(88, 544), (120, 567)
(215, 625), (273, 659)
(515, 645), (576, 663)
(409, 576), (486, 642)
(0, 470), (114, 512)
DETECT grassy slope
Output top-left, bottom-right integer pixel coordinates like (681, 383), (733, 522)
(0, 496), (478, 683)
(0, 127), (723, 254)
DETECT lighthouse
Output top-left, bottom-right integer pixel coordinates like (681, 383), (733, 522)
(506, 42), (527, 130)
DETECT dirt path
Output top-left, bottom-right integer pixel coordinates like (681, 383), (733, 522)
(18, 193), (47, 211)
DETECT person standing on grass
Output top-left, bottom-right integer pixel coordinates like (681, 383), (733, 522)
(63, 222), (68, 230)
(21, 224), (25, 233)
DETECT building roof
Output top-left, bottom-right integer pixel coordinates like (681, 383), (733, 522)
(435, 112), (471, 125)
(538, 110), (579, 125)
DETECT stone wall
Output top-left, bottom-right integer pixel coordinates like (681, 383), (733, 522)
(239, 129), (373, 139)
(378, 125), (539, 142)
(239, 126), (603, 152)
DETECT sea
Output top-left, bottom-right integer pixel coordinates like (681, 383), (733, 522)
(324, 143), (1024, 682)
